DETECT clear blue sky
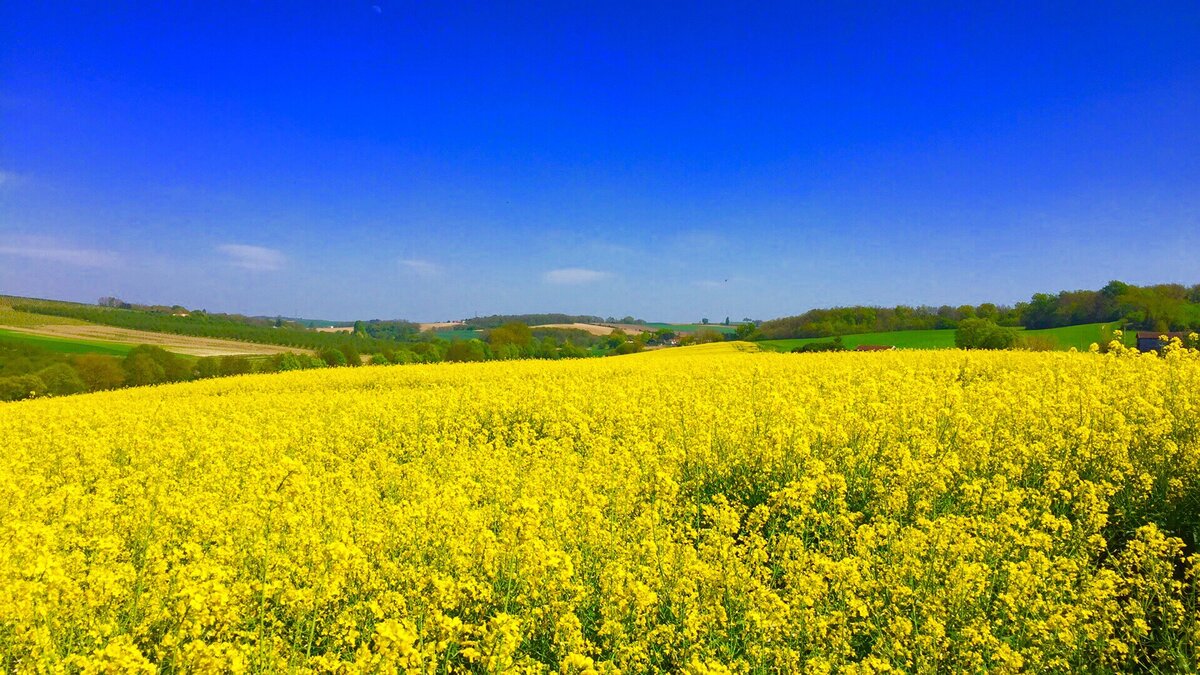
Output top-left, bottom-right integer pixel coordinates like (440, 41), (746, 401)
(2, 2), (1197, 321)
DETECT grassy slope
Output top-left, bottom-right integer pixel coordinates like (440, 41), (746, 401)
(0, 306), (89, 327)
(429, 328), (483, 341)
(647, 323), (737, 334)
(758, 322), (1128, 352)
(0, 328), (134, 356)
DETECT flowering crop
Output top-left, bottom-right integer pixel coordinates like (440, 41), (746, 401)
(1, 342), (1198, 672)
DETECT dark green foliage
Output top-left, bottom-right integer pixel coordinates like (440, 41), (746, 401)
(0, 374), (46, 401)
(123, 353), (166, 386)
(219, 356), (253, 376)
(36, 363), (86, 395)
(445, 339), (487, 362)
(123, 345), (189, 385)
(734, 322), (761, 341)
(195, 357), (222, 379)
(760, 304), (1009, 340)
(270, 353), (309, 371)
(71, 354), (127, 390)
(758, 281), (1200, 340)
(792, 337), (846, 353)
(355, 319), (420, 341)
(1009, 282), (1200, 331)
(955, 319), (1019, 350)
(319, 348), (348, 367)
(338, 343), (361, 367)
(559, 342), (589, 359)
(611, 341), (644, 355)
(487, 322), (534, 350)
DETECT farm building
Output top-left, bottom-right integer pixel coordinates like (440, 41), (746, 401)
(855, 345), (896, 352)
(1135, 331), (1191, 352)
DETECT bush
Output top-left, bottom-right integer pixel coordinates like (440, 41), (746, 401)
(194, 357), (221, 379)
(270, 353), (307, 371)
(955, 319), (1018, 350)
(219, 356), (253, 376)
(339, 344), (362, 367)
(445, 339), (486, 363)
(123, 353), (166, 386)
(71, 354), (127, 391)
(319, 348), (348, 367)
(611, 341), (644, 355)
(793, 337), (846, 353)
(36, 363), (86, 396)
(0, 374), (47, 401)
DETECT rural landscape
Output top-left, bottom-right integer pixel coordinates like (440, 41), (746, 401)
(3, 3), (1199, 673)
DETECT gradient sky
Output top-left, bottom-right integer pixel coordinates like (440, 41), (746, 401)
(2, 2), (1198, 321)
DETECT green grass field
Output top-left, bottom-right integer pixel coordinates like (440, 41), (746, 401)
(428, 328), (483, 341)
(0, 328), (134, 356)
(647, 323), (738, 334)
(758, 323), (1129, 352)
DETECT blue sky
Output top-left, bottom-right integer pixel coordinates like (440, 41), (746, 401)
(1, 2), (1197, 321)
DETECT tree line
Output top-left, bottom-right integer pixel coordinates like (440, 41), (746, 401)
(758, 281), (1200, 339)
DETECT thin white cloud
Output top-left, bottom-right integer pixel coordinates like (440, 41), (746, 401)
(399, 258), (441, 277)
(0, 245), (120, 268)
(218, 244), (285, 271)
(543, 268), (611, 284)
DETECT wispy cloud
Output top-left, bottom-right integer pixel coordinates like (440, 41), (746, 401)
(218, 244), (285, 271)
(399, 258), (441, 277)
(0, 244), (120, 268)
(543, 268), (611, 284)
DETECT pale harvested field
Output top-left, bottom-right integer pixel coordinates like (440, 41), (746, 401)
(419, 321), (465, 331)
(3, 324), (312, 357)
(533, 322), (615, 335)
(314, 326), (354, 333)
(533, 322), (652, 335)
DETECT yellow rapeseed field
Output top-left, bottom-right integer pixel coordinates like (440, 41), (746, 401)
(1, 341), (1198, 673)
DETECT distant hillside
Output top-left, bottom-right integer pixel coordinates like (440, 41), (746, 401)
(462, 314), (647, 329)
(3, 296), (421, 354)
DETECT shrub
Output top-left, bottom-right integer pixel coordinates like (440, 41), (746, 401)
(71, 354), (127, 391)
(36, 363), (86, 396)
(0, 374), (46, 401)
(793, 337), (846, 353)
(319, 348), (348, 367)
(955, 318), (1019, 350)
(445, 339), (486, 363)
(219, 356), (253, 376)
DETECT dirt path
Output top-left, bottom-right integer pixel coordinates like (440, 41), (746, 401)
(4, 324), (313, 357)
